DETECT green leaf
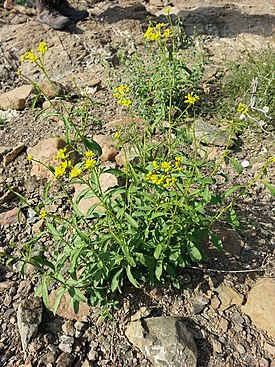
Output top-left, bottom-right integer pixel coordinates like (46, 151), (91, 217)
(46, 223), (63, 240)
(124, 212), (139, 229)
(202, 185), (211, 202)
(83, 137), (102, 156)
(52, 287), (66, 315)
(223, 185), (242, 199)
(210, 232), (223, 251)
(154, 243), (163, 260)
(126, 265), (139, 288)
(111, 268), (124, 292)
(262, 181), (275, 196)
(188, 242), (202, 261)
(228, 208), (240, 229)
(41, 279), (50, 309)
(155, 260), (163, 280)
(31, 256), (55, 271)
(228, 157), (243, 174)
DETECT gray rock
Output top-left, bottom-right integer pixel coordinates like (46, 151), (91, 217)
(56, 352), (75, 367)
(194, 118), (236, 147)
(62, 320), (75, 337)
(58, 335), (75, 353)
(125, 316), (197, 367)
(17, 297), (43, 351)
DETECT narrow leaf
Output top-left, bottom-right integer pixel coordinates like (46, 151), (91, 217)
(126, 265), (139, 288)
(262, 181), (275, 196)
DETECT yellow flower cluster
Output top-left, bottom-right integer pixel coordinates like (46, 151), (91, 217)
(20, 50), (39, 63)
(145, 157), (182, 188)
(184, 92), (200, 106)
(144, 23), (171, 42)
(113, 85), (132, 108)
(39, 209), (48, 219)
(237, 103), (249, 115)
(20, 42), (49, 63)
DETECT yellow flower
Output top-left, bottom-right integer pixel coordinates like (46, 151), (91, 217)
(56, 147), (69, 160)
(162, 29), (171, 38)
(152, 161), (159, 170)
(70, 167), (82, 178)
(157, 175), (165, 185)
(84, 158), (96, 170)
(163, 176), (176, 188)
(184, 92), (200, 105)
(60, 160), (72, 170)
(114, 132), (121, 139)
(27, 155), (33, 161)
(20, 50), (39, 63)
(16, 70), (22, 76)
(237, 103), (249, 115)
(85, 151), (95, 158)
(161, 161), (172, 172)
(145, 172), (153, 181)
(165, 8), (170, 14)
(118, 98), (132, 108)
(150, 174), (159, 184)
(156, 23), (165, 28)
(39, 209), (48, 219)
(54, 165), (66, 179)
(37, 42), (48, 55)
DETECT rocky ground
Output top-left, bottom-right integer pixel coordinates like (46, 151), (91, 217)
(0, 0), (275, 366)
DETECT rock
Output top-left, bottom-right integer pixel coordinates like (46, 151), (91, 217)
(0, 85), (34, 110)
(93, 134), (119, 162)
(217, 286), (244, 311)
(215, 227), (245, 257)
(49, 290), (90, 322)
(58, 335), (74, 353)
(72, 172), (119, 215)
(115, 143), (139, 167)
(74, 321), (86, 332)
(56, 352), (75, 367)
(131, 307), (150, 322)
(194, 118), (236, 147)
(241, 279), (275, 338)
(218, 317), (229, 332)
(81, 360), (91, 367)
(192, 295), (209, 314)
(3, 143), (25, 166)
(17, 297), (43, 351)
(210, 296), (221, 310)
(37, 80), (68, 98)
(32, 219), (44, 234)
(0, 207), (25, 226)
(62, 320), (75, 337)
(265, 343), (275, 356)
(125, 316), (197, 367)
(0, 190), (17, 205)
(27, 138), (78, 179)
(0, 146), (12, 161)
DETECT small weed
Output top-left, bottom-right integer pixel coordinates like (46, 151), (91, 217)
(2, 25), (275, 318)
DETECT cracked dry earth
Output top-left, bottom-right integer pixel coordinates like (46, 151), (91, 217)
(0, 0), (275, 366)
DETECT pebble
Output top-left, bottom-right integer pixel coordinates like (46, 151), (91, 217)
(218, 317), (229, 333)
(62, 320), (75, 337)
(58, 336), (75, 354)
(88, 350), (99, 361)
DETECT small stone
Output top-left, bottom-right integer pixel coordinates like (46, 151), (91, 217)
(62, 320), (75, 336)
(125, 316), (197, 367)
(217, 286), (244, 311)
(0, 84), (34, 110)
(192, 295), (209, 314)
(81, 360), (91, 367)
(88, 350), (99, 361)
(10, 316), (16, 324)
(93, 134), (119, 162)
(32, 220), (44, 234)
(3, 143), (25, 167)
(27, 138), (78, 179)
(37, 80), (68, 98)
(241, 279), (275, 338)
(56, 352), (75, 367)
(212, 339), (222, 354)
(0, 207), (25, 226)
(58, 335), (74, 353)
(241, 160), (250, 168)
(74, 321), (86, 332)
(211, 296), (221, 310)
(49, 291), (90, 321)
(218, 317), (229, 332)
(258, 358), (270, 367)
(131, 307), (150, 321)
(17, 297), (43, 351)
(72, 172), (118, 216)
